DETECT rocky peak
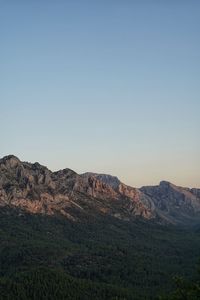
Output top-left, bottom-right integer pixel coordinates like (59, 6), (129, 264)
(82, 173), (121, 191)
(0, 155), (21, 169)
(78, 173), (118, 199)
(159, 180), (171, 187)
(81, 172), (155, 219)
(54, 168), (77, 180)
(141, 182), (200, 224)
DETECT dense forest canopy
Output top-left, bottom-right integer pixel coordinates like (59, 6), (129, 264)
(0, 207), (200, 299)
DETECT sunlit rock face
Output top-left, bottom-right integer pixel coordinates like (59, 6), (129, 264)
(81, 173), (155, 219)
(0, 156), (155, 221)
(0, 155), (199, 225)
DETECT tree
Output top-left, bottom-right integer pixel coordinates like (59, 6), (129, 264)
(159, 263), (200, 300)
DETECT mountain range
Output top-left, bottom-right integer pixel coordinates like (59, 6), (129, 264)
(0, 155), (199, 226)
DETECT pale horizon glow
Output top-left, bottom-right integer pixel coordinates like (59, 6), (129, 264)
(1, 1), (199, 188)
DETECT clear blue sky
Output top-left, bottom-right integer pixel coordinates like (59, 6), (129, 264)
(0, 1), (199, 187)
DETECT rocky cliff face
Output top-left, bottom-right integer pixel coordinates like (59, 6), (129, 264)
(0, 155), (155, 221)
(141, 181), (200, 224)
(81, 173), (155, 219)
(0, 155), (199, 225)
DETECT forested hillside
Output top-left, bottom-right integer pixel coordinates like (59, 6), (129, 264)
(0, 207), (200, 299)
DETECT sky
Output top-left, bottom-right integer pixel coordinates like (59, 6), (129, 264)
(0, 1), (199, 187)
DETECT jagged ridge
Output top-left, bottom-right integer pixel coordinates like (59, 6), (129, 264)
(0, 155), (154, 221)
(0, 155), (199, 225)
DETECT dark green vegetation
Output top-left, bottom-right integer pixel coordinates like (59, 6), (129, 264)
(159, 269), (200, 299)
(0, 207), (200, 300)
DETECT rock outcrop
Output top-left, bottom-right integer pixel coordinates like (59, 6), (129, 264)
(141, 181), (200, 224)
(81, 173), (155, 219)
(0, 155), (155, 221)
(0, 155), (199, 225)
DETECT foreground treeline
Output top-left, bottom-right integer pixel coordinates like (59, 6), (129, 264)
(0, 267), (133, 300)
(159, 267), (200, 300)
(0, 208), (200, 299)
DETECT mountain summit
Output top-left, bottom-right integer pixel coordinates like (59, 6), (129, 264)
(0, 155), (199, 225)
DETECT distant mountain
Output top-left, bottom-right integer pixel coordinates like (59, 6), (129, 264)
(0, 155), (199, 225)
(141, 181), (200, 225)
